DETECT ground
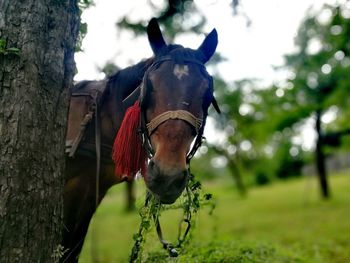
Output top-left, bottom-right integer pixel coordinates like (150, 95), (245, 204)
(79, 171), (350, 263)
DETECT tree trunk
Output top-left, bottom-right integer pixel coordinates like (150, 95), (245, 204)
(211, 145), (247, 196)
(0, 1), (79, 262)
(226, 157), (247, 196)
(315, 110), (330, 199)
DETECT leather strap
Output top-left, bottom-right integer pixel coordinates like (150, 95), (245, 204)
(66, 92), (96, 157)
(67, 111), (94, 157)
(146, 110), (202, 135)
(94, 93), (101, 209)
(138, 55), (211, 161)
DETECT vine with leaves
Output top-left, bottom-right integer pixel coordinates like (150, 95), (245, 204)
(129, 173), (215, 263)
(0, 39), (20, 56)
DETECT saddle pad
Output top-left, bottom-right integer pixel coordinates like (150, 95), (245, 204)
(65, 80), (107, 157)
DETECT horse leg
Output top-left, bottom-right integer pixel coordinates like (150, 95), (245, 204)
(61, 157), (120, 263)
(124, 180), (136, 211)
(61, 166), (110, 262)
(61, 176), (101, 262)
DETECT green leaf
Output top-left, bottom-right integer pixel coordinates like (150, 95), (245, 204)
(6, 47), (20, 54)
(0, 39), (6, 49)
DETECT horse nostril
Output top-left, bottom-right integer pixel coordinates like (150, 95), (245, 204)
(173, 171), (187, 188)
(149, 160), (155, 168)
(148, 160), (157, 174)
(147, 159), (161, 181)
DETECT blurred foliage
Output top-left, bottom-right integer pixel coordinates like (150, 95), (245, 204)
(76, 0), (94, 51)
(282, 3), (350, 129)
(98, 62), (120, 77)
(78, 0), (94, 10)
(274, 3), (350, 196)
(117, 0), (206, 41)
(116, 0), (247, 40)
(203, 2), (350, 190)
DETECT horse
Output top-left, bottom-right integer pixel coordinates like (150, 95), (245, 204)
(61, 18), (218, 262)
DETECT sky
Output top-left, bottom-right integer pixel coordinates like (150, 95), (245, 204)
(74, 0), (338, 150)
(75, 0), (336, 82)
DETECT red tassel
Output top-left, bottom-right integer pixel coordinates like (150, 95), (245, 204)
(112, 101), (147, 180)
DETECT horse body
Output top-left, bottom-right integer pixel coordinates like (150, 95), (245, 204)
(62, 59), (153, 262)
(61, 18), (218, 262)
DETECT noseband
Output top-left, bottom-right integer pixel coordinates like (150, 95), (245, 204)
(146, 110), (202, 135)
(139, 56), (213, 162)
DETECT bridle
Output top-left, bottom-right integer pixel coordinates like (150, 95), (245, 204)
(138, 55), (215, 163)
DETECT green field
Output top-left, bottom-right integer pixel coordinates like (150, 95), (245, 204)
(79, 171), (350, 263)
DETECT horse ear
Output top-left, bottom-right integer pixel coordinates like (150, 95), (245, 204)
(212, 97), (221, 114)
(147, 18), (167, 55)
(197, 29), (218, 63)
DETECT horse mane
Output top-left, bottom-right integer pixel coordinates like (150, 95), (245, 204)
(72, 45), (199, 104)
(106, 57), (154, 100)
(72, 44), (204, 110)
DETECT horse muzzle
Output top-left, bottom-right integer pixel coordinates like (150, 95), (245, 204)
(145, 159), (189, 204)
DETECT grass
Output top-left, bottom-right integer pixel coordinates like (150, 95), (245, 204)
(79, 171), (350, 262)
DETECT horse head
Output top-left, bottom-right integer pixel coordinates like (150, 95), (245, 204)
(139, 18), (218, 204)
(114, 18), (218, 203)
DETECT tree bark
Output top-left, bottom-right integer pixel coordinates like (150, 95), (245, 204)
(0, 1), (79, 262)
(315, 110), (330, 199)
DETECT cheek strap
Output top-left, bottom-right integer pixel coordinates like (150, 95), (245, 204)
(146, 110), (203, 135)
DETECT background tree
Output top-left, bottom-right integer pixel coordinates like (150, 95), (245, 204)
(0, 1), (79, 261)
(117, 0), (205, 40)
(206, 78), (304, 188)
(201, 2), (350, 199)
(276, 3), (350, 198)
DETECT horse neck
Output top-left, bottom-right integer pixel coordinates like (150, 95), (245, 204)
(109, 57), (153, 99)
(102, 58), (153, 141)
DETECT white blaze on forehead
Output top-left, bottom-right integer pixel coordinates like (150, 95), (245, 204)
(173, 64), (189, 80)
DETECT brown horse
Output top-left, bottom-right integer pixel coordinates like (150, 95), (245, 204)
(61, 18), (218, 262)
